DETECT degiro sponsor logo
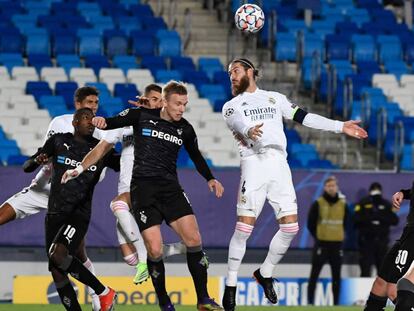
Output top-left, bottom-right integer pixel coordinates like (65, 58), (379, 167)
(141, 128), (183, 145)
(57, 156), (97, 171)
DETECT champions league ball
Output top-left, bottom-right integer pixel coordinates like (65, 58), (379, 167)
(234, 4), (265, 33)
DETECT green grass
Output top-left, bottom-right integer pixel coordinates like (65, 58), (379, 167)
(0, 306), (393, 311)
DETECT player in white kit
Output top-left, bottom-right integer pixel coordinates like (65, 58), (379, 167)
(0, 86), (104, 310)
(221, 58), (368, 310)
(62, 84), (186, 285)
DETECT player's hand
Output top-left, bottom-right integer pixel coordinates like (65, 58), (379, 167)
(208, 179), (224, 198)
(342, 120), (368, 139)
(92, 117), (107, 129)
(61, 166), (84, 184)
(392, 191), (404, 209)
(34, 153), (49, 165)
(247, 123), (263, 141)
(128, 95), (151, 108)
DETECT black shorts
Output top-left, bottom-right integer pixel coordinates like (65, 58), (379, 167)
(45, 212), (89, 269)
(130, 179), (194, 232)
(378, 226), (414, 283)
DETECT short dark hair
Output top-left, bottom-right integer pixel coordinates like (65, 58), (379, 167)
(74, 86), (99, 103)
(229, 58), (259, 78)
(144, 84), (162, 96)
(324, 176), (337, 185)
(162, 80), (187, 100)
(73, 107), (93, 121)
(369, 182), (382, 192)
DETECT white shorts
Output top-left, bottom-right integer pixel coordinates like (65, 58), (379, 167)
(6, 185), (49, 219)
(237, 148), (297, 219)
(118, 154), (133, 195)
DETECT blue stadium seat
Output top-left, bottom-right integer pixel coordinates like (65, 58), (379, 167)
(0, 52), (24, 73)
(104, 30), (128, 58)
(141, 56), (167, 75)
(155, 70), (182, 83)
(38, 95), (66, 109)
(181, 70), (210, 89)
(401, 145), (414, 170)
(377, 35), (402, 63)
(142, 17), (166, 32)
(113, 84), (139, 107)
(28, 54), (53, 73)
(170, 57), (196, 71)
(0, 28), (23, 53)
(26, 81), (52, 102)
(303, 33), (324, 61)
(308, 159), (338, 169)
(56, 54), (82, 75)
(158, 37), (181, 57)
(0, 140), (20, 163)
(275, 32), (297, 61)
(52, 32), (77, 56)
(198, 84), (227, 107)
(290, 143), (319, 166)
(384, 60), (409, 79)
(356, 61), (381, 76)
(325, 35), (350, 61)
(115, 16), (142, 35)
(113, 55), (138, 74)
(351, 34), (376, 62)
(86, 82), (111, 98)
(99, 97), (124, 116)
(130, 4), (154, 17)
(79, 35), (103, 57)
(131, 31), (155, 57)
(84, 55), (110, 76)
(55, 82), (79, 107)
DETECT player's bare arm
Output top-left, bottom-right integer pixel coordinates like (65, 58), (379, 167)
(61, 140), (114, 184)
(393, 191), (405, 209)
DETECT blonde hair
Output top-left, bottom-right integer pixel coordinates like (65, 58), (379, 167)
(162, 80), (187, 100)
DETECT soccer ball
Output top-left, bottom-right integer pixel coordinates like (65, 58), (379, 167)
(234, 4), (265, 33)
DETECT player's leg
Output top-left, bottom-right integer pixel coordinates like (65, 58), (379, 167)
(170, 214), (222, 311)
(395, 260), (414, 311)
(222, 172), (267, 311)
(364, 240), (401, 310)
(307, 245), (328, 305)
(329, 245), (343, 305)
(111, 192), (150, 284)
(46, 215), (116, 311)
(0, 202), (16, 225)
(50, 267), (81, 311)
(0, 186), (48, 225)
(74, 239), (100, 311)
(140, 225), (173, 309)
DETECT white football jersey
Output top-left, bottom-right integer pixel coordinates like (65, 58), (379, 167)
(222, 88), (297, 158)
(34, 114), (105, 191)
(102, 126), (134, 158)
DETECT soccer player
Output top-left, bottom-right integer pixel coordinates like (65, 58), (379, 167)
(62, 84), (186, 285)
(23, 108), (117, 311)
(364, 186), (414, 311)
(64, 81), (225, 311)
(0, 86), (103, 310)
(221, 58), (368, 310)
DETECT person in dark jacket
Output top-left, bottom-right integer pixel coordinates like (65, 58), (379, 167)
(307, 176), (348, 305)
(354, 182), (399, 277)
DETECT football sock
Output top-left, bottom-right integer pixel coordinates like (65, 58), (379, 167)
(82, 258), (100, 309)
(147, 255), (170, 306)
(186, 245), (209, 301)
(55, 279), (82, 311)
(111, 200), (147, 262)
(260, 223), (299, 277)
(123, 253), (139, 266)
(395, 278), (414, 311)
(364, 292), (388, 311)
(226, 222), (253, 286)
(60, 255), (105, 295)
